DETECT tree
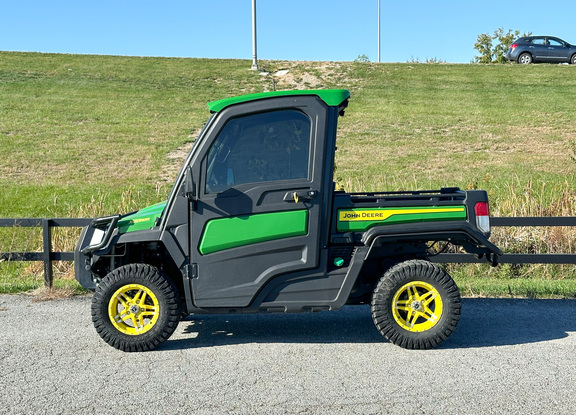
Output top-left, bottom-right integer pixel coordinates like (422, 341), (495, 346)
(354, 54), (370, 63)
(474, 33), (494, 63)
(474, 28), (531, 63)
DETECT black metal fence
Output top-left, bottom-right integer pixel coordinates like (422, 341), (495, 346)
(2, 216), (576, 288)
(434, 217), (576, 265)
(0, 218), (92, 287)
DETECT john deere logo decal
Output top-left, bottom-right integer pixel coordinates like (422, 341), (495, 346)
(131, 218), (151, 224)
(337, 206), (466, 232)
(340, 210), (389, 220)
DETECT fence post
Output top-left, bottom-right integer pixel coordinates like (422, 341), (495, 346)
(42, 219), (53, 288)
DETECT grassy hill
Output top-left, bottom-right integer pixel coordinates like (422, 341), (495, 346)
(2, 51), (576, 296)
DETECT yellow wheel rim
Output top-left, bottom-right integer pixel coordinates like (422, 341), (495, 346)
(108, 284), (159, 336)
(392, 281), (443, 332)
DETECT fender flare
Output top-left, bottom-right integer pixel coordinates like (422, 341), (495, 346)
(361, 222), (502, 258)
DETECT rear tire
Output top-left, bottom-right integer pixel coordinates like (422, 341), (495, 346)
(92, 264), (181, 352)
(518, 52), (532, 64)
(371, 260), (461, 349)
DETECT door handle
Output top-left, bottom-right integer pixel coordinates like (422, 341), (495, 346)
(284, 190), (318, 203)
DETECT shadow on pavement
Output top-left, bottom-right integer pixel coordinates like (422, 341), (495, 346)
(161, 305), (380, 350)
(159, 298), (576, 351)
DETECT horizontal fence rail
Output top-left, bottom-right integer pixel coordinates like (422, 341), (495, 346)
(433, 216), (576, 265)
(2, 216), (576, 288)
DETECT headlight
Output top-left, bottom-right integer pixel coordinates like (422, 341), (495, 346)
(88, 228), (106, 248)
(80, 215), (120, 254)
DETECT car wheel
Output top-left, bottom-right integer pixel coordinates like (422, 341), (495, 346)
(92, 264), (181, 352)
(518, 53), (532, 64)
(371, 259), (461, 349)
(570, 54), (576, 65)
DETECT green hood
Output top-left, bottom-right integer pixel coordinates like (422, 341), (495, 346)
(117, 201), (166, 233)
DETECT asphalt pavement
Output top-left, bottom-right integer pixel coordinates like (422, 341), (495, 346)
(0, 294), (575, 414)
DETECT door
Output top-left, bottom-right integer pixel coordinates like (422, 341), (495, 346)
(188, 96), (332, 308)
(529, 37), (548, 59)
(547, 37), (570, 61)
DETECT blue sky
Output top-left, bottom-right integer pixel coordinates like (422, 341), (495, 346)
(2, 0), (576, 63)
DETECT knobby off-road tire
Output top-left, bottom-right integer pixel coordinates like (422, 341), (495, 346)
(91, 264), (181, 352)
(371, 260), (461, 349)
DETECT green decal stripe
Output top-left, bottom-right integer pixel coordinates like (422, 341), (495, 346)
(117, 201), (167, 234)
(208, 89), (350, 113)
(199, 210), (309, 255)
(337, 206), (466, 232)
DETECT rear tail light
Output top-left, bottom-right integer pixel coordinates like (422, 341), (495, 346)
(475, 202), (491, 234)
(510, 43), (518, 50)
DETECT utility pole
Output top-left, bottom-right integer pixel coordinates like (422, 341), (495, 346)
(251, 0), (259, 70)
(377, 0), (381, 62)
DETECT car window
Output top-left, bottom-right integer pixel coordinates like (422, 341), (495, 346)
(531, 38), (546, 45)
(205, 110), (311, 193)
(549, 39), (564, 47)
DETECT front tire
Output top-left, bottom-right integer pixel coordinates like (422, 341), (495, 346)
(91, 264), (181, 352)
(570, 54), (576, 65)
(518, 52), (533, 64)
(371, 260), (461, 349)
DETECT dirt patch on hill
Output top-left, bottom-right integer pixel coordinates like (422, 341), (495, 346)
(161, 140), (195, 183)
(258, 61), (351, 91)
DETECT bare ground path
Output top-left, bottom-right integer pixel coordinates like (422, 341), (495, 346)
(0, 295), (575, 414)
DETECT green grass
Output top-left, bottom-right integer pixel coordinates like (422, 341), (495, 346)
(0, 262), (84, 294)
(0, 53), (268, 215)
(336, 63), (576, 195)
(1, 52), (576, 297)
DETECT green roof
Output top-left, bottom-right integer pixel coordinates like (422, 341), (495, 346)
(208, 89), (350, 113)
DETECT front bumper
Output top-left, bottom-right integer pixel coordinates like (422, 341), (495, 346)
(74, 215), (119, 290)
(74, 226), (95, 290)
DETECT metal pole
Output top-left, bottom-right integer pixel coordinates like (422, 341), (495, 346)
(378, 0), (381, 62)
(251, 0), (259, 70)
